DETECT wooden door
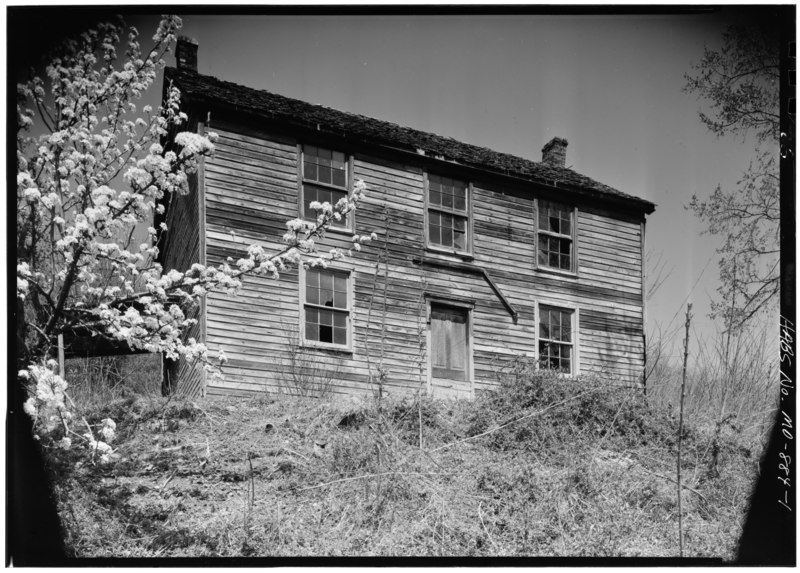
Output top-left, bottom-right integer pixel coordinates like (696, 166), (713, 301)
(430, 305), (471, 398)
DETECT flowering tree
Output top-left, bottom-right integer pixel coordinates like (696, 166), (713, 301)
(16, 15), (372, 461)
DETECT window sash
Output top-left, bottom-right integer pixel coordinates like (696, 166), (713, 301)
(538, 201), (572, 236)
(428, 174), (468, 214)
(537, 235), (573, 271)
(302, 184), (348, 220)
(537, 201), (574, 271)
(538, 340), (573, 373)
(303, 269), (351, 347)
(305, 306), (349, 346)
(427, 174), (470, 252)
(305, 268), (348, 308)
(428, 208), (468, 250)
(300, 144), (351, 228)
(538, 306), (574, 373)
(302, 145), (347, 189)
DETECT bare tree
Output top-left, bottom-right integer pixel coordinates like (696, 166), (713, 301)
(684, 11), (781, 330)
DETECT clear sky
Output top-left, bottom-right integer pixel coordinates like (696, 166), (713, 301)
(14, 6), (782, 362)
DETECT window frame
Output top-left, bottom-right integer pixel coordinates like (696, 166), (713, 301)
(535, 199), (578, 275)
(299, 265), (354, 353)
(424, 171), (474, 257)
(425, 295), (475, 398)
(536, 303), (580, 376)
(297, 143), (355, 233)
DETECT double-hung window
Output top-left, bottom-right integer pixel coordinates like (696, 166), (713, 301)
(300, 144), (350, 227)
(538, 306), (575, 374)
(427, 174), (470, 253)
(537, 200), (575, 272)
(302, 268), (351, 349)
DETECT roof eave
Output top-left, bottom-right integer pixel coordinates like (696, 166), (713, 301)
(166, 67), (657, 217)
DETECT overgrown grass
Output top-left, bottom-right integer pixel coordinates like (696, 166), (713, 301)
(43, 361), (761, 559)
(65, 354), (163, 408)
(647, 322), (778, 444)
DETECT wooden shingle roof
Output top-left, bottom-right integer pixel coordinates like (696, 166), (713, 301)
(166, 67), (655, 215)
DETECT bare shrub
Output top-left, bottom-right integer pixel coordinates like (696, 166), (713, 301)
(473, 356), (677, 456)
(278, 322), (342, 399)
(65, 354), (163, 409)
(647, 322), (778, 439)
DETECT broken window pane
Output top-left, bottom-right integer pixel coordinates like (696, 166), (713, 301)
(538, 307), (574, 374)
(304, 269), (350, 346)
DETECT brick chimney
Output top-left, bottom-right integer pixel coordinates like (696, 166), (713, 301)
(541, 137), (568, 168)
(175, 36), (198, 72)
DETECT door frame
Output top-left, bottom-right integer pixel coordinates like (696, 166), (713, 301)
(425, 295), (475, 399)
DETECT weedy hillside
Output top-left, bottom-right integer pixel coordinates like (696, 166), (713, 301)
(42, 355), (763, 559)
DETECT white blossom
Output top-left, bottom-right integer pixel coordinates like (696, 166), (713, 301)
(175, 132), (215, 156)
(23, 398), (37, 418)
(15, 15), (372, 464)
(23, 188), (41, 202)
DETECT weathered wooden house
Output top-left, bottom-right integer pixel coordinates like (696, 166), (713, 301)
(158, 38), (656, 399)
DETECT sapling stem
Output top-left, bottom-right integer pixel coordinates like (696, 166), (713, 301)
(677, 303), (692, 557)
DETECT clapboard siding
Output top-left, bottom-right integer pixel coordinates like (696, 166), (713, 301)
(203, 123), (298, 396)
(161, 163), (205, 397)
(181, 121), (649, 397)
